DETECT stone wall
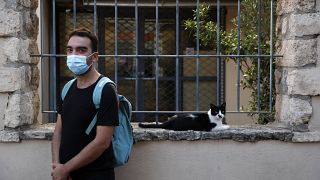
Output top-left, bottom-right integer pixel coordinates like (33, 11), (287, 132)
(0, 0), (39, 130)
(276, 0), (320, 131)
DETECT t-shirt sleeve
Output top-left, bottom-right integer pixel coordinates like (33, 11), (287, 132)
(96, 83), (119, 126)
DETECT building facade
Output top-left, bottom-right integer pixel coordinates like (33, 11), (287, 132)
(0, 0), (320, 179)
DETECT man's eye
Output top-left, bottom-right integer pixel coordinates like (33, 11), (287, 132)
(79, 48), (86, 53)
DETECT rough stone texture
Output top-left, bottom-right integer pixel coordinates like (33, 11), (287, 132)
(292, 131), (320, 142)
(4, 91), (36, 128)
(275, 95), (312, 126)
(274, 68), (289, 95)
(0, 130), (19, 142)
(30, 65), (40, 90)
(309, 96), (320, 131)
(318, 36), (320, 67)
(0, 38), (39, 64)
(132, 124), (294, 142)
(280, 16), (289, 39)
(277, 0), (316, 15)
(0, 1), (5, 8)
(0, 8), (21, 37)
(4, 124), (320, 143)
(0, 0), (39, 130)
(0, 67), (29, 92)
(278, 39), (317, 67)
(20, 125), (54, 140)
(287, 13), (320, 37)
(12, 124), (299, 142)
(22, 10), (38, 39)
(0, 94), (9, 130)
(287, 67), (320, 96)
(5, 0), (38, 9)
(276, 0), (320, 129)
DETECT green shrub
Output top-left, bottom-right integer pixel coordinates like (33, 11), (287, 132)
(185, 0), (276, 124)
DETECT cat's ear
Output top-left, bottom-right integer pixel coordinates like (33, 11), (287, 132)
(221, 102), (226, 107)
(210, 103), (216, 109)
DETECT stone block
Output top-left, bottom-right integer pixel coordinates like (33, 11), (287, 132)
(318, 36), (320, 67)
(287, 67), (320, 96)
(280, 16), (289, 38)
(292, 131), (320, 142)
(275, 95), (312, 125)
(274, 68), (288, 95)
(309, 96), (320, 131)
(23, 11), (38, 39)
(277, 0), (315, 15)
(278, 39), (317, 67)
(287, 13), (320, 37)
(0, 9), (21, 37)
(0, 67), (29, 92)
(0, 38), (39, 64)
(0, 130), (19, 142)
(4, 91), (37, 128)
(0, 1), (5, 9)
(5, 0), (38, 10)
(0, 48), (4, 66)
(0, 94), (9, 130)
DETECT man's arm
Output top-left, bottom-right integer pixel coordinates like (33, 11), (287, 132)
(52, 125), (115, 178)
(52, 114), (62, 164)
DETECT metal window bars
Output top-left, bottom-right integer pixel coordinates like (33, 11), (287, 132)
(33, 0), (281, 123)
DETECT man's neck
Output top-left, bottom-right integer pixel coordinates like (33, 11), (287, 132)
(76, 68), (100, 89)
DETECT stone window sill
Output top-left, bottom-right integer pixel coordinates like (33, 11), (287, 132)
(1, 123), (320, 143)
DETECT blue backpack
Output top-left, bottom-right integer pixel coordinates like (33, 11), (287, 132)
(61, 77), (134, 167)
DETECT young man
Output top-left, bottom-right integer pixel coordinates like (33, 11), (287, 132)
(51, 29), (119, 180)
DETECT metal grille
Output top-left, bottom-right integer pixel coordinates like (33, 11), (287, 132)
(35, 0), (281, 123)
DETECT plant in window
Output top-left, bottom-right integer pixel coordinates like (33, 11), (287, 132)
(185, 0), (276, 124)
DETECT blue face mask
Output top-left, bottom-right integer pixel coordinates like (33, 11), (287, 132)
(67, 54), (94, 76)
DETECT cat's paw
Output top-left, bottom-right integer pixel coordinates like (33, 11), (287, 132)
(212, 125), (230, 131)
(222, 125), (230, 129)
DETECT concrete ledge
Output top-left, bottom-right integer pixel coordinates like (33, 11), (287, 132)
(20, 124), (55, 140)
(292, 131), (320, 142)
(134, 124), (294, 142)
(0, 130), (19, 142)
(1, 123), (320, 143)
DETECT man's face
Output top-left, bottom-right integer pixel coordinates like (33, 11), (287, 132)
(66, 35), (92, 56)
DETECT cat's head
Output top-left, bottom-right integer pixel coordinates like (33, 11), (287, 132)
(209, 103), (226, 120)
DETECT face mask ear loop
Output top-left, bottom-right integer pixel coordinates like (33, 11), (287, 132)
(87, 52), (98, 67)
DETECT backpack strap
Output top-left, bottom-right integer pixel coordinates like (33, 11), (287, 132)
(85, 77), (116, 135)
(118, 95), (132, 120)
(61, 78), (76, 101)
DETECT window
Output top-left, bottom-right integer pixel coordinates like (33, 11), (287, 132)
(38, 0), (277, 124)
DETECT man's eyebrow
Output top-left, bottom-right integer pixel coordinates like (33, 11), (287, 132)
(66, 46), (88, 49)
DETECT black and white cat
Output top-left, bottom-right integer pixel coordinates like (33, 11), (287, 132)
(138, 103), (230, 131)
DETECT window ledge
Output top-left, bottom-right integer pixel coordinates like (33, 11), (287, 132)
(1, 123), (320, 143)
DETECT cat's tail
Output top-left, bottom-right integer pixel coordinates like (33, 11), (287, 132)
(138, 122), (165, 129)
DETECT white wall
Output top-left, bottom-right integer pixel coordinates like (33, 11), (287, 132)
(0, 141), (51, 180)
(1, 140), (320, 180)
(225, 60), (254, 125)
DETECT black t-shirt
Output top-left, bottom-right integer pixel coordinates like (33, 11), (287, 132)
(58, 76), (119, 173)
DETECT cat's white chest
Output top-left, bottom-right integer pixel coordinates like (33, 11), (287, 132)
(208, 109), (229, 130)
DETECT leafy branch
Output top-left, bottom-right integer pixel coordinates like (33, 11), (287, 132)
(185, 0), (276, 124)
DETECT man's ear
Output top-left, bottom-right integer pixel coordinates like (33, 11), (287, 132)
(92, 52), (99, 62)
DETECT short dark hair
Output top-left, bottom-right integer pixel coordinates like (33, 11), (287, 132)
(68, 28), (98, 52)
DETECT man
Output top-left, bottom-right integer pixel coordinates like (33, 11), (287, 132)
(51, 28), (119, 180)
